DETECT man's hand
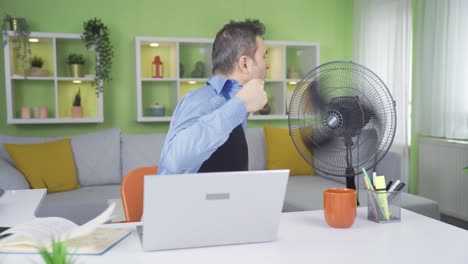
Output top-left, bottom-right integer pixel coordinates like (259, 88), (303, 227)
(235, 79), (268, 112)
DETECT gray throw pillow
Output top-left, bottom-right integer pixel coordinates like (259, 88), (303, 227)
(121, 133), (166, 177)
(70, 128), (122, 186)
(0, 158), (30, 190)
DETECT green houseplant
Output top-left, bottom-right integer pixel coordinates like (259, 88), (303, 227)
(66, 53), (85, 77)
(71, 88), (83, 118)
(31, 55), (44, 68)
(81, 18), (113, 95)
(39, 240), (74, 264)
(27, 55), (49, 77)
(2, 13), (31, 76)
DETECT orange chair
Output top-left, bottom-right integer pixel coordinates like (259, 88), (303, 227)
(120, 166), (158, 222)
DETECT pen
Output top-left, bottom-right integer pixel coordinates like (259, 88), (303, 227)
(395, 182), (406, 191)
(386, 180), (393, 191)
(388, 180), (401, 192)
(372, 172), (377, 189)
(362, 168), (374, 191)
(362, 168), (381, 219)
(388, 182), (406, 201)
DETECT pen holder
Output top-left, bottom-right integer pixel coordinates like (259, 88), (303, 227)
(366, 190), (401, 223)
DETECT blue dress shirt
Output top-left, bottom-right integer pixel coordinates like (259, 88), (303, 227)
(158, 75), (248, 174)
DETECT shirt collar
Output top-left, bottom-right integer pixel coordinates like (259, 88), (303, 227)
(207, 75), (241, 96)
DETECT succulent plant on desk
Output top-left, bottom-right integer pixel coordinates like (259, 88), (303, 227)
(39, 240), (74, 264)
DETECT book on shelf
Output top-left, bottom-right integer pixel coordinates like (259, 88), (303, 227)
(0, 202), (130, 255)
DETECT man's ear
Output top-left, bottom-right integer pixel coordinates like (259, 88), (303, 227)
(237, 56), (249, 73)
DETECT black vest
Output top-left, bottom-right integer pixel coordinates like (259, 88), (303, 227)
(198, 124), (248, 172)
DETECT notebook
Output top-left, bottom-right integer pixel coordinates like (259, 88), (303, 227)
(138, 169), (289, 251)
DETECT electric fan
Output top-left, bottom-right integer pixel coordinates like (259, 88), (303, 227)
(288, 61), (396, 190)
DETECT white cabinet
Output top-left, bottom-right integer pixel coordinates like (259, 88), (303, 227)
(135, 37), (319, 122)
(3, 31), (103, 124)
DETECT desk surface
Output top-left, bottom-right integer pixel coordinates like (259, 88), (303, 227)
(0, 189), (46, 227)
(1, 208), (467, 264)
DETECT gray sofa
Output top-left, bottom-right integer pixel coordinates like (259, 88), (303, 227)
(0, 128), (440, 225)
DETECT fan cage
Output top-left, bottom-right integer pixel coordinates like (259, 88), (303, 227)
(288, 61), (396, 177)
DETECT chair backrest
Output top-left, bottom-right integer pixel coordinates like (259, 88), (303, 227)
(121, 166), (158, 222)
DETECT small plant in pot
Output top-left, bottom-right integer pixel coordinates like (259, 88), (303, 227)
(2, 13), (31, 76)
(81, 18), (113, 96)
(66, 53), (85, 78)
(26, 55), (49, 77)
(71, 88), (83, 118)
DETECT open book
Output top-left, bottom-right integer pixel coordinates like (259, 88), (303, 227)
(0, 202), (130, 255)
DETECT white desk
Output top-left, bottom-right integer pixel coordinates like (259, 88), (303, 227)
(0, 189), (46, 227)
(1, 208), (467, 264)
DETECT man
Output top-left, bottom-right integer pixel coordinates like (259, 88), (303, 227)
(158, 19), (269, 175)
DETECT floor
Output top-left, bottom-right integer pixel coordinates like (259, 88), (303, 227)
(440, 214), (468, 230)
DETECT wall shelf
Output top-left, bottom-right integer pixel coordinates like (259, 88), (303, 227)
(3, 31), (103, 124)
(135, 37), (320, 122)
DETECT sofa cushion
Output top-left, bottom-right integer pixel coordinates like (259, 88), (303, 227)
(4, 138), (80, 192)
(263, 126), (315, 175)
(245, 128), (266, 171)
(0, 129), (121, 187)
(0, 135), (43, 163)
(0, 159), (30, 190)
(70, 128), (122, 186)
(121, 133), (166, 177)
(35, 185), (121, 225)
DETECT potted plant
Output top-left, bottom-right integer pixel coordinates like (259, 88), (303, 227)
(71, 88), (83, 118)
(26, 55), (49, 77)
(66, 53), (85, 77)
(2, 13), (31, 76)
(81, 18), (113, 95)
(39, 240), (74, 264)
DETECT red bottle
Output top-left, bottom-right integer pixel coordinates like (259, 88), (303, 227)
(152, 56), (164, 78)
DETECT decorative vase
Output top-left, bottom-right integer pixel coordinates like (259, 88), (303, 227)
(191, 61), (206, 78)
(71, 106), (83, 118)
(38, 106), (48, 119)
(69, 64), (84, 77)
(21, 107), (30, 119)
(258, 103), (271, 115)
(149, 104), (165, 116)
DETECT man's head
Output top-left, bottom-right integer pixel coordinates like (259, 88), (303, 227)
(212, 19), (269, 83)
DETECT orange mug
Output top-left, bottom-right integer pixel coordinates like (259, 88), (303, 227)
(323, 188), (357, 228)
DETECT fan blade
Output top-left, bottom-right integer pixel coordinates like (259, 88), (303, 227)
(307, 78), (328, 112)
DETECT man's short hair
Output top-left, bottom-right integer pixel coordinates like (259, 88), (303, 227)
(212, 19), (266, 75)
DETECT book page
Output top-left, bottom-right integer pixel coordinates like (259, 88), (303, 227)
(0, 217), (78, 246)
(67, 202), (116, 240)
(0, 202), (116, 250)
(66, 228), (130, 255)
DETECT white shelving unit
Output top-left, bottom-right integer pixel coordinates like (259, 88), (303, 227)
(3, 31), (103, 124)
(135, 37), (320, 122)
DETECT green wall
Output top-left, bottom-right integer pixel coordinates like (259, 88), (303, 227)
(0, 0), (353, 137)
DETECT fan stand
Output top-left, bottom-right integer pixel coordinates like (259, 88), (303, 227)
(345, 137), (360, 206)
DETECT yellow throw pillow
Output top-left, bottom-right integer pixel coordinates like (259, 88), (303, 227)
(263, 126), (315, 175)
(4, 138), (80, 192)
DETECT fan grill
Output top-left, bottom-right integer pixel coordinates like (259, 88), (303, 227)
(288, 61), (396, 177)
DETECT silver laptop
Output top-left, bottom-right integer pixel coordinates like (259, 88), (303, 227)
(139, 169), (289, 251)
